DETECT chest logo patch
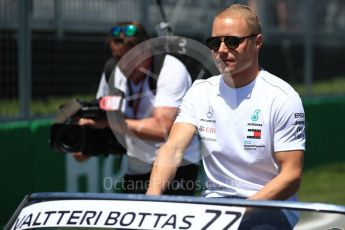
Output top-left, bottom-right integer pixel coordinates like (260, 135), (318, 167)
(247, 129), (261, 139)
(206, 106), (213, 118)
(251, 109), (261, 121)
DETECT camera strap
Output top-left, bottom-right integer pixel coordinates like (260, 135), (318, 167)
(104, 58), (118, 82)
(127, 79), (145, 118)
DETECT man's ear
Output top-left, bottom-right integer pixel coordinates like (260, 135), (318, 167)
(256, 34), (264, 50)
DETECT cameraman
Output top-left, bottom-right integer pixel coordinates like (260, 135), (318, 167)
(74, 21), (200, 195)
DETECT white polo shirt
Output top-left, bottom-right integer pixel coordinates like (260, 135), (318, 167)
(175, 70), (306, 226)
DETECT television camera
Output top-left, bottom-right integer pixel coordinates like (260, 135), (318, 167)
(50, 96), (126, 156)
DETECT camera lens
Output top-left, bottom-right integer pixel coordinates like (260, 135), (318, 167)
(56, 124), (83, 152)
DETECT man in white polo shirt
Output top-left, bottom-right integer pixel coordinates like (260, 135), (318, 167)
(147, 4), (305, 229)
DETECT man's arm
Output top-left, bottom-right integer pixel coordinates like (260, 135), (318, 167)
(125, 106), (178, 141)
(249, 150), (304, 200)
(76, 106), (177, 142)
(146, 122), (197, 195)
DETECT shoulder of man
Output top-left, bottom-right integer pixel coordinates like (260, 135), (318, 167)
(193, 75), (220, 87)
(259, 70), (299, 97)
(104, 58), (118, 82)
(149, 53), (215, 93)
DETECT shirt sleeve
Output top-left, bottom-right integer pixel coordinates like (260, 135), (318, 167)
(174, 81), (201, 127)
(96, 72), (108, 99)
(274, 93), (306, 152)
(154, 55), (192, 107)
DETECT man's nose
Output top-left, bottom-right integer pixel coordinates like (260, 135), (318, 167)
(217, 41), (229, 53)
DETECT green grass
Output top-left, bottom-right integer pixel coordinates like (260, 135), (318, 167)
(298, 162), (345, 205)
(0, 94), (94, 118)
(293, 76), (345, 96)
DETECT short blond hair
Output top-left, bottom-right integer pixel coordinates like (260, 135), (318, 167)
(215, 4), (262, 34)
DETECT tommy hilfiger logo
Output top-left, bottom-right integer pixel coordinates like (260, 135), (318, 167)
(247, 129), (261, 139)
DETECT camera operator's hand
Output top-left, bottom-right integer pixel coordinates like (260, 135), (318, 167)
(72, 152), (90, 162)
(78, 117), (108, 129)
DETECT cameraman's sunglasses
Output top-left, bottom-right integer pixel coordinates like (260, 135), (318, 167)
(205, 34), (258, 51)
(110, 25), (138, 37)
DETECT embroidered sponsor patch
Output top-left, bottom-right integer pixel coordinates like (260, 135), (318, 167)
(247, 129), (261, 139)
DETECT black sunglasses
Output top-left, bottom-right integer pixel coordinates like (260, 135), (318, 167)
(205, 34), (258, 50)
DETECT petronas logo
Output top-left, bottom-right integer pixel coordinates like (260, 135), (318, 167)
(251, 109), (260, 122)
